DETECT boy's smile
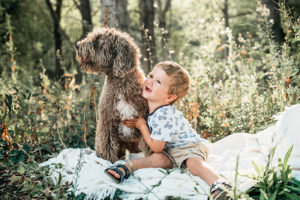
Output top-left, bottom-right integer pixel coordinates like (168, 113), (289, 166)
(144, 85), (152, 93)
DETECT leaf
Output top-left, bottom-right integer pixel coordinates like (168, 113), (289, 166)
(152, 180), (162, 187)
(278, 158), (283, 171)
(159, 169), (167, 175)
(23, 143), (30, 153)
(283, 145), (293, 167)
(57, 172), (62, 185)
(19, 166), (25, 175)
(27, 92), (31, 99)
(284, 192), (300, 200)
(252, 161), (261, 175)
(5, 94), (13, 107)
(259, 189), (268, 200)
(11, 175), (22, 183)
(291, 177), (300, 187)
(270, 190), (277, 200)
(194, 186), (200, 194)
(291, 68), (299, 76)
(286, 185), (300, 193)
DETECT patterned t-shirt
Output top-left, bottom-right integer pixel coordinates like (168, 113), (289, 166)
(147, 105), (208, 149)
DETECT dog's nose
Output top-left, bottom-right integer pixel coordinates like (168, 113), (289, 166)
(75, 43), (79, 50)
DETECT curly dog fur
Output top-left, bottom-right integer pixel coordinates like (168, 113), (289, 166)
(75, 28), (151, 162)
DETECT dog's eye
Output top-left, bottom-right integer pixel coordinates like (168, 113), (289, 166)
(112, 49), (117, 59)
(94, 39), (104, 50)
(93, 40), (99, 49)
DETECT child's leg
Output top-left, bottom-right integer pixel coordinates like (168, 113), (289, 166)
(107, 153), (173, 179)
(186, 158), (231, 199)
(185, 157), (220, 186)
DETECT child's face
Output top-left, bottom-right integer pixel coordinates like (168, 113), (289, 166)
(143, 66), (177, 105)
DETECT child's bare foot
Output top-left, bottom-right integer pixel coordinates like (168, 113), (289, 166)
(106, 167), (125, 179)
(104, 164), (130, 183)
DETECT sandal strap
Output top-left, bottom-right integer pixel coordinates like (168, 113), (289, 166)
(105, 166), (125, 183)
(210, 181), (232, 194)
(116, 164), (130, 179)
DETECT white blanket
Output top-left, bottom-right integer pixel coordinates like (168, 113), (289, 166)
(40, 104), (300, 200)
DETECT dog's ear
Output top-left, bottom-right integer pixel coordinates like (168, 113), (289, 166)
(112, 38), (136, 78)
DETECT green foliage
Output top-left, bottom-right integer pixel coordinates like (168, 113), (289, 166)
(0, 15), (101, 199)
(171, 2), (300, 140)
(246, 146), (300, 199)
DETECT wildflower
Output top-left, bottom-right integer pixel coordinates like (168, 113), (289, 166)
(218, 112), (226, 119)
(90, 87), (97, 107)
(217, 47), (222, 51)
(221, 121), (229, 127)
(1, 122), (12, 144)
(1, 122), (7, 140)
(191, 101), (200, 120)
(12, 64), (15, 72)
(241, 51), (247, 56)
(202, 131), (209, 139)
(285, 77), (290, 87)
(283, 92), (287, 100)
(42, 84), (47, 95)
(249, 119), (253, 127)
(276, 84), (280, 88)
(39, 100), (44, 120)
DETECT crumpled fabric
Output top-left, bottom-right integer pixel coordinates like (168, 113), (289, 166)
(40, 104), (300, 200)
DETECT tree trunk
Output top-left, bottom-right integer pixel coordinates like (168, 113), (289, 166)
(157, 0), (171, 60)
(73, 0), (93, 84)
(139, 0), (157, 74)
(100, 0), (129, 31)
(78, 0), (93, 38)
(260, 0), (285, 44)
(222, 0), (229, 57)
(45, 0), (64, 79)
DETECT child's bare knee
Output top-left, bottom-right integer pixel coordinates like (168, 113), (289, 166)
(151, 153), (166, 161)
(186, 157), (204, 168)
(150, 153), (172, 167)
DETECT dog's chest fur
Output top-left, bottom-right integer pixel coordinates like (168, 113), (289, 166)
(116, 94), (138, 137)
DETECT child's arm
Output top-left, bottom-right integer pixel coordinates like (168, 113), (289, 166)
(122, 117), (166, 153)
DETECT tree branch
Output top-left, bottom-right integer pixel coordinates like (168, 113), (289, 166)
(163, 0), (171, 14)
(56, 0), (63, 19)
(45, 0), (56, 21)
(72, 0), (80, 10)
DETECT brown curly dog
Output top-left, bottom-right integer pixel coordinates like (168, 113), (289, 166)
(75, 28), (151, 163)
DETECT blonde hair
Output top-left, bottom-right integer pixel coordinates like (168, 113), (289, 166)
(155, 61), (190, 104)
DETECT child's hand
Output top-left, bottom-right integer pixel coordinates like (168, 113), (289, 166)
(122, 117), (146, 131)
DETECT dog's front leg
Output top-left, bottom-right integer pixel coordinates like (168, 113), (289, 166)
(95, 120), (120, 163)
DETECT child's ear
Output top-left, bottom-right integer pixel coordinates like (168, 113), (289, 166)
(167, 94), (177, 103)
